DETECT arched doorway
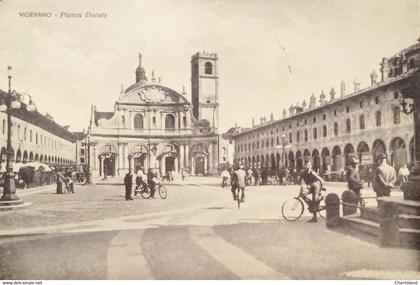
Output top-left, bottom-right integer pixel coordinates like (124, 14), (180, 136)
(29, 151), (34, 162)
(344, 143), (355, 166)
(16, 149), (22, 163)
(409, 138), (414, 166)
(288, 151), (295, 169)
(34, 153), (39, 162)
(312, 149), (320, 172)
(303, 149), (311, 164)
(332, 146), (342, 171)
(321, 147), (331, 174)
(22, 151), (28, 163)
(194, 156), (205, 175)
(296, 151), (303, 170)
(270, 154), (276, 170)
(191, 144), (207, 175)
(357, 141), (370, 165)
(372, 139), (386, 163)
(390, 137), (407, 170)
(103, 153), (116, 177)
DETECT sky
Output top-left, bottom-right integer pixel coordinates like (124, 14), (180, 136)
(0, 0), (419, 133)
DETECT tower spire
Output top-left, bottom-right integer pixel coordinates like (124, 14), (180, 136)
(135, 53), (147, 85)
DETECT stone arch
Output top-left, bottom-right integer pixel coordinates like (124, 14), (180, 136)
(303, 149), (311, 164)
(40, 154), (44, 163)
(288, 151), (295, 169)
(133, 113), (144, 129)
(270, 153), (276, 170)
(372, 139), (387, 163)
(332, 145), (342, 171)
(165, 114), (176, 130)
(390, 137), (407, 170)
(312, 149), (320, 172)
(344, 143), (355, 166)
(321, 147), (331, 173)
(34, 153), (39, 162)
(357, 141), (370, 165)
(296, 150), (303, 170)
(23, 150), (28, 163)
(16, 149), (22, 163)
(29, 152), (34, 162)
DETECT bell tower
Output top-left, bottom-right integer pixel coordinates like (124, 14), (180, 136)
(191, 51), (219, 132)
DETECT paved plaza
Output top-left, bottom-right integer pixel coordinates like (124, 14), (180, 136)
(0, 176), (418, 280)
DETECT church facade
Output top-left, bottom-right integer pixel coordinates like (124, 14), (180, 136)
(88, 52), (220, 177)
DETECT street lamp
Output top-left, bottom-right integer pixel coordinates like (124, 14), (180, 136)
(82, 133), (95, 185)
(281, 134), (286, 167)
(0, 66), (36, 204)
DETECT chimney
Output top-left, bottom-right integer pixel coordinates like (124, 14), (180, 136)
(330, 88), (335, 101)
(370, 70), (378, 86)
(302, 100), (307, 110)
(289, 105), (294, 116)
(270, 112), (274, 121)
(319, 91), (326, 105)
(353, 78), (361, 92)
(283, 109), (287, 118)
(340, 80), (346, 97)
(309, 93), (316, 108)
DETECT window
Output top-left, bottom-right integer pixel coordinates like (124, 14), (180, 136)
(394, 91), (399, 100)
(23, 128), (27, 140)
(376, 111), (381, 126)
(30, 130), (32, 142)
(80, 149), (85, 155)
(409, 58), (415, 69)
(322, 125), (327, 137)
(323, 114), (327, 120)
(313, 117), (316, 123)
(375, 97), (379, 104)
(304, 119), (307, 125)
(289, 132), (292, 143)
(152, 116), (156, 125)
(257, 141), (259, 149)
(334, 110), (337, 116)
(393, 106), (401, 124)
(296, 131), (300, 142)
(183, 116), (187, 127)
(304, 129), (308, 142)
(346, 106), (350, 113)
(36, 133), (38, 144)
(133, 114), (144, 129)
(80, 158), (85, 163)
(271, 138), (274, 147)
(276, 137), (279, 145)
(205, 62), (213, 74)
(313, 128), (317, 140)
(121, 115), (125, 127)
(346, 118), (351, 133)
(297, 122), (300, 127)
(359, 101), (364, 108)
(17, 125), (21, 139)
(359, 115), (365, 129)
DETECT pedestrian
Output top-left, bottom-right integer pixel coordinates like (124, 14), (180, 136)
(398, 164), (410, 185)
(221, 168), (230, 188)
(181, 168), (187, 180)
(300, 161), (325, 223)
(372, 154), (396, 197)
(231, 164), (246, 202)
(147, 168), (157, 198)
(56, 170), (65, 194)
(124, 169), (134, 200)
(346, 157), (363, 203)
(66, 175), (75, 194)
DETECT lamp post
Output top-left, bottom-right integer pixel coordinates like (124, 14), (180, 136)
(0, 66), (36, 204)
(281, 134), (286, 167)
(82, 133), (95, 185)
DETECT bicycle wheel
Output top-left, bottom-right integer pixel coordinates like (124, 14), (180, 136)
(158, 185), (167, 199)
(281, 198), (304, 221)
(318, 198), (326, 219)
(141, 187), (151, 199)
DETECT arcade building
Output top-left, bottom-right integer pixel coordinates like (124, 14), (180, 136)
(88, 52), (220, 177)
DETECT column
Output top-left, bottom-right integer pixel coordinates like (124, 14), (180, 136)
(204, 157), (208, 174)
(118, 143), (123, 174)
(208, 143), (213, 170)
(100, 156), (104, 176)
(185, 144), (190, 169)
(174, 156), (178, 172)
(179, 144), (184, 170)
(122, 143), (126, 169)
(160, 157), (166, 177)
(191, 156), (195, 175)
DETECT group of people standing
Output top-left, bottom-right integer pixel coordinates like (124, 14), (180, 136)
(123, 167), (159, 200)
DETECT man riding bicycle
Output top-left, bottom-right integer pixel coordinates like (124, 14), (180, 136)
(231, 164), (246, 202)
(299, 161), (326, 223)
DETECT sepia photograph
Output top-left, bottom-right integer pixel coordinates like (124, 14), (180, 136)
(0, 0), (419, 283)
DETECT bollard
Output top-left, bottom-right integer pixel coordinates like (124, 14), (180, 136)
(341, 190), (358, 216)
(378, 199), (399, 247)
(326, 193), (340, 228)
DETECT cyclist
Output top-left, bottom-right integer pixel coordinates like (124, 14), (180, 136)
(135, 167), (149, 192)
(147, 168), (158, 198)
(231, 164), (246, 202)
(221, 168), (230, 188)
(299, 161), (326, 223)
(346, 157), (363, 204)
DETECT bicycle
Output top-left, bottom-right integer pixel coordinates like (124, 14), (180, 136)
(281, 184), (326, 221)
(233, 186), (245, 209)
(134, 181), (167, 199)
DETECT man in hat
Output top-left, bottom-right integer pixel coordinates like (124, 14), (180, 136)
(346, 156), (363, 202)
(231, 164), (246, 202)
(373, 153), (396, 197)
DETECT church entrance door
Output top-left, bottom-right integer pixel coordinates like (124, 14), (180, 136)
(165, 157), (175, 173)
(195, 157), (205, 175)
(133, 154), (146, 173)
(104, 157), (115, 177)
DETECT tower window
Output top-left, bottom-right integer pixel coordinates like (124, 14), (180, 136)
(346, 118), (351, 133)
(359, 115), (365, 129)
(165, 114), (176, 130)
(134, 113), (143, 129)
(376, 111), (381, 126)
(205, 62), (213, 75)
(183, 116), (187, 127)
(393, 106), (401, 124)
